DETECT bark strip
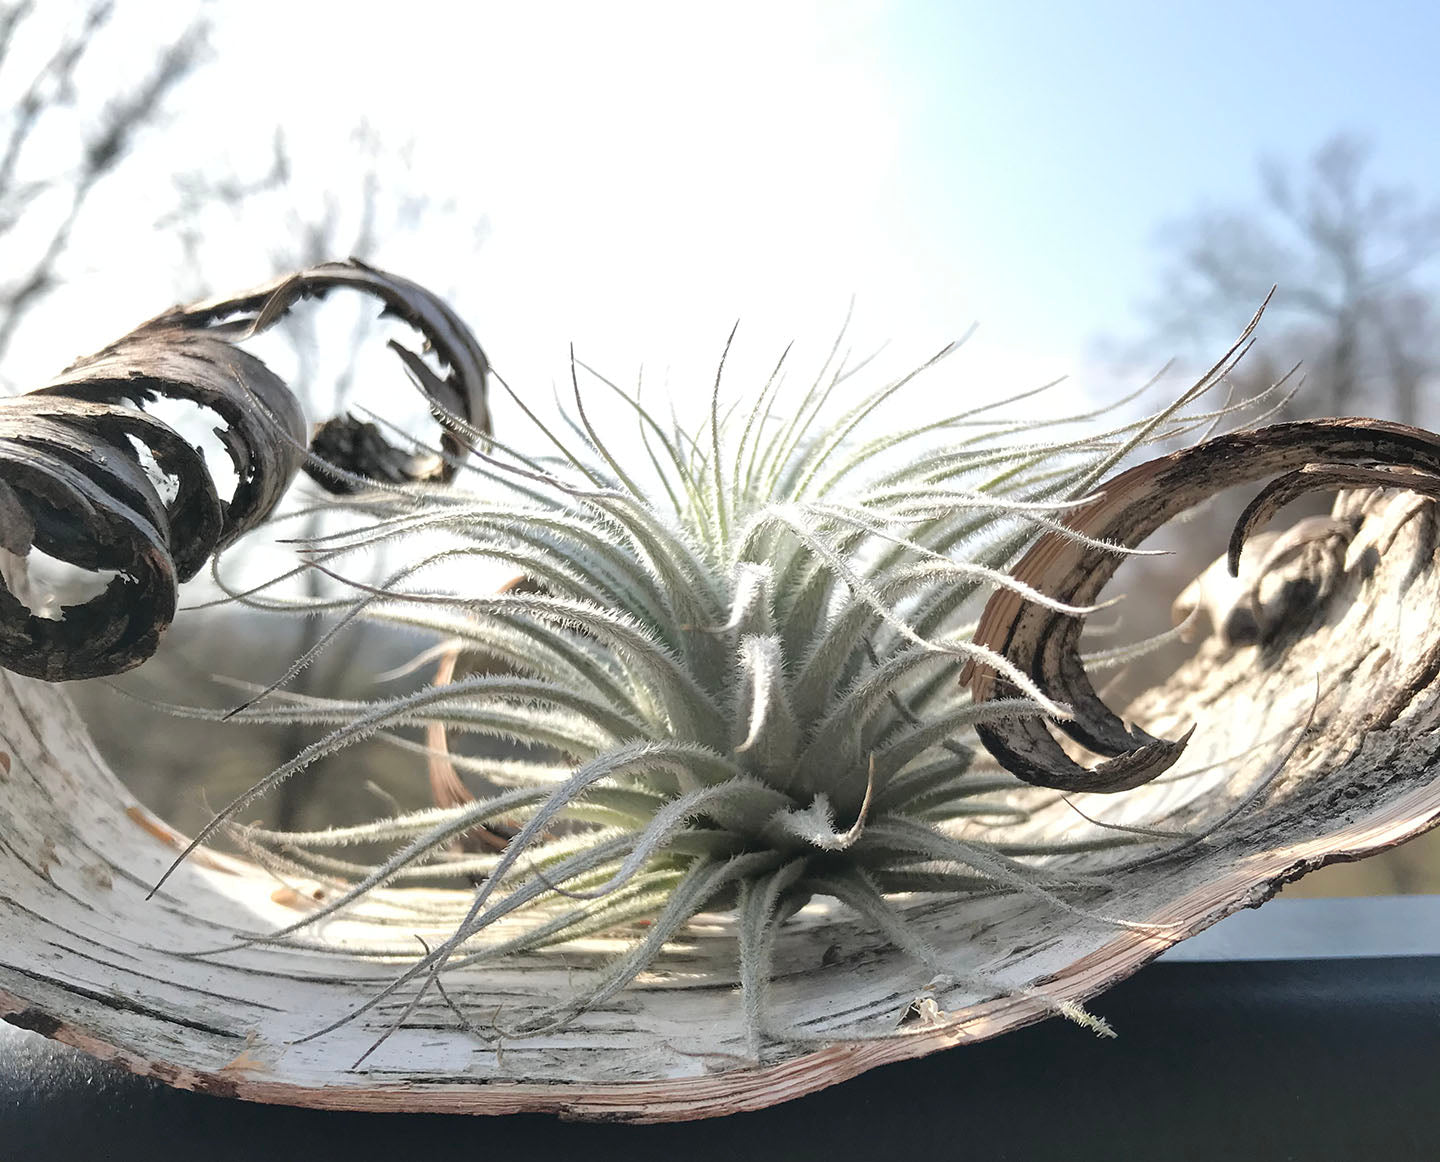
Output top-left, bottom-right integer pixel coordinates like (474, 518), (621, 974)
(964, 419), (1440, 791)
(0, 260), (488, 680)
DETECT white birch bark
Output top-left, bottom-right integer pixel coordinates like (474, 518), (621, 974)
(2, 491), (1438, 1122)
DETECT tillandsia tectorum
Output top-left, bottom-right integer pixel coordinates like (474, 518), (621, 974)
(8, 267), (1440, 1061)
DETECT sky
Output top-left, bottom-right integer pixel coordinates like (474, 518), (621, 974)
(7, 0), (1440, 432)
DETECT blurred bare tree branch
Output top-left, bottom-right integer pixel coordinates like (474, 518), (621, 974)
(1145, 133), (1440, 424)
(0, 1), (209, 365)
(0, 4), (491, 834)
(155, 122), (490, 829)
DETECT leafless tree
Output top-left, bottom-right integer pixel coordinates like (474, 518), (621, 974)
(1091, 137), (1440, 731)
(160, 124), (489, 829)
(0, 4), (489, 833)
(0, 1), (209, 370)
(1144, 134), (1440, 424)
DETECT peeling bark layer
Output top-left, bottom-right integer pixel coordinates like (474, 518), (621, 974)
(2, 489), (1439, 1121)
(0, 260), (489, 681)
(965, 419), (1440, 792)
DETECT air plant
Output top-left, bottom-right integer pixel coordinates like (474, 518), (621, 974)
(7, 264), (1440, 1114)
(135, 303), (1330, 1059)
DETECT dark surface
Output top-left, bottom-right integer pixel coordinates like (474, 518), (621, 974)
(3, 956), (1438, 1161)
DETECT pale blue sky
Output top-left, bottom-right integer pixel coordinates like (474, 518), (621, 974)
(870, 1), (1440, 356)
(13, 1), (1439, 417)
(2, 0), (1433, 604)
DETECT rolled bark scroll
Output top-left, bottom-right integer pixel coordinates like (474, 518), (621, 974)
(964, 419), (1440, 793)
(0, 259), (489, 681)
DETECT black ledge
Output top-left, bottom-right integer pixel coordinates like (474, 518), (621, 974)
(4, 896), (1439, 1162)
